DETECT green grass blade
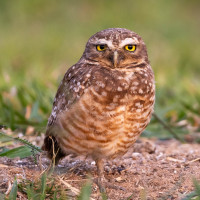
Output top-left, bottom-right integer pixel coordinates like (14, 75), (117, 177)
(101, 192), (108, 200)
(77, 180), (92, 200)
(9, 179), (18, 200)
(26, 184), (34, 200)
(126, 193), (134, 200)
(152, 113), (185, 142)
(181, 191), (197, 200)
(0, 193), (5, 200)
(0, 132), (42, 153)
(40, 173), (47, 200)
(53, 190), (57, 200)
(0, 146), (33, 159)
(193, 178), (200, 197)
(182, 179), (200, 200)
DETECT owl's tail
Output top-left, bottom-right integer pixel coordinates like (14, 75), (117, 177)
(42, 135), (66, 165)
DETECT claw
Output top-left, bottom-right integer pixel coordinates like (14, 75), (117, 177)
(94, 159), (126, 192)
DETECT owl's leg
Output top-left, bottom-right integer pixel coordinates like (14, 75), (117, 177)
(95, 158), (125, 193)
(96, 158), (106, 193)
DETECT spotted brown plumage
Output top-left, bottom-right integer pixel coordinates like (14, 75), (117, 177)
(42, 28), (155, 191)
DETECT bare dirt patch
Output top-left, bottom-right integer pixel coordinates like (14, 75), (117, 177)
(1, 138), (200, 199)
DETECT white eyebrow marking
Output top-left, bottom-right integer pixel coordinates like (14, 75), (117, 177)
(119, 37), (139, 47)
(97, 39), (114, 48)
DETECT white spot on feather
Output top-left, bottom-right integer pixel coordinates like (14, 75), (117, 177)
(51, 111), (57, 118)
(149, 96), (155, 101)
(118, 105), (126, 112)
(128, 132), (134, 137)
(133, 82), (139, 86)
(139, 89), (143, 94)
(131, 86), (137, 91)
(102, 91), (107, 96)
(117, 86), (123, 91)
(135, 102), (143, 108)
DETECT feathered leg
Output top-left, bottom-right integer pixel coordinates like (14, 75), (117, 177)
(95, 158), (106, 193)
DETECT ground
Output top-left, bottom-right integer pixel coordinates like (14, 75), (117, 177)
(1, 137), (200, 200)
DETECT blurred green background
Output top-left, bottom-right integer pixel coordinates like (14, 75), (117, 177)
(0, 0), (200, 138)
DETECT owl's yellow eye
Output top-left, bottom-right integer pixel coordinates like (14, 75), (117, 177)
(125, 44), (136, 52)
(96, 44), (107, 51)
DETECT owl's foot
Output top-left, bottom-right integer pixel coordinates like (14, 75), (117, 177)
(94, 176), (125, 193)
(94, 176), (106, 193)
(95, 158), (125, 193)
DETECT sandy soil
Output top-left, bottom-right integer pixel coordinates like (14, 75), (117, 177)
(1, 138), (200, 200)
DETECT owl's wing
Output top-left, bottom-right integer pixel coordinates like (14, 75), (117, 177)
(43, 63), (94, 161)
(47, 63), (93, 128)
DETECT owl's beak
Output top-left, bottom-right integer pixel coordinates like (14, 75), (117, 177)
(113, 51), (118, 68)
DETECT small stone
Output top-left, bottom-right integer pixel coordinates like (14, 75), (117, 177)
(115, 176), (125, 183)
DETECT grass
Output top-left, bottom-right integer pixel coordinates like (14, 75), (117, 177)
(3, 172), (200, 200)
(5, 173), (67, 200)
(0, 0), (200, 199)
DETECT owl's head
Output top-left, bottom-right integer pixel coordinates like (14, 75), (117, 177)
(82, 28), (149, 69)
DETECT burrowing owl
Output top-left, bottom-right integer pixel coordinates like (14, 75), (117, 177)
(43, 28), (155, 191)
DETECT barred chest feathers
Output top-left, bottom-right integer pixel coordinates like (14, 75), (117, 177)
(55, 64), (155, 159)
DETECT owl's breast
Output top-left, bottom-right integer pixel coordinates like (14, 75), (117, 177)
(56, 67), (155, 159)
